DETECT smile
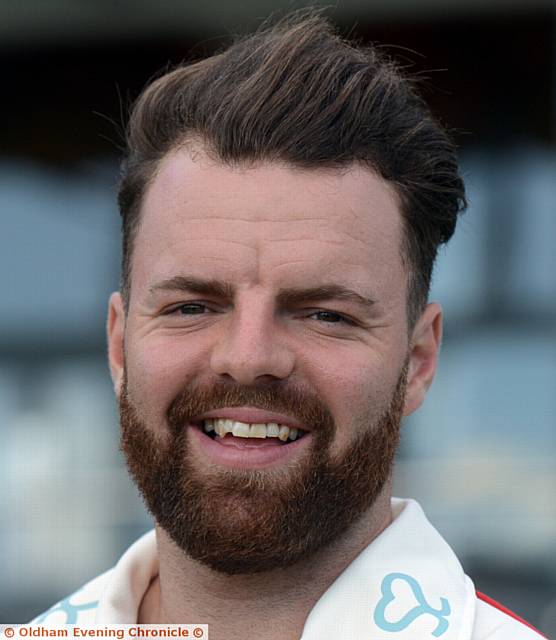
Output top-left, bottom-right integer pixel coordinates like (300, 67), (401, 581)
(203, 418), (307, 442)
(188, 419), (311, 469)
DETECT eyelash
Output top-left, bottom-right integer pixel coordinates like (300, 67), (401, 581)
(309, 310), (355, 325)
(165, 303), (356, 326)
(171, 303), (211, 315)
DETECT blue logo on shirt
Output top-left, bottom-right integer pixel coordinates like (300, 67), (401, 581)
(374, 572), (451, 637)
(34, 591), (99, 624)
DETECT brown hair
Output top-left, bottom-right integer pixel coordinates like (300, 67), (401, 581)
(118, 11), (466, 327)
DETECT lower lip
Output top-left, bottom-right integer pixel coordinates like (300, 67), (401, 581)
(187, 424), (311, 469)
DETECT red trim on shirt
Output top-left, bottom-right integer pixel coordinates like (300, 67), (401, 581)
(476, 591), (547, 638)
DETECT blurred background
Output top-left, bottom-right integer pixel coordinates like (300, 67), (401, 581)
(1, 0), (555, 633)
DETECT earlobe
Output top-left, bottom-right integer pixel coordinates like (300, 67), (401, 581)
(107, 292), (126, 397)
(403, 302), (443, 416)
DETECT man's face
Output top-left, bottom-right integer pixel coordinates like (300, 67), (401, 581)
(108, 147), (441, 574)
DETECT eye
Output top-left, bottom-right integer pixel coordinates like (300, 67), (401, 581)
(164, 302), (211, 316)
(309, 310), (354, 325)
(179, 303), (210, 315)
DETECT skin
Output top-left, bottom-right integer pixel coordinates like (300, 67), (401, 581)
(107, 145), (442, 639)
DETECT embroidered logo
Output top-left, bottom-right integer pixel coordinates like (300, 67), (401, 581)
(374, 572), (451, 637)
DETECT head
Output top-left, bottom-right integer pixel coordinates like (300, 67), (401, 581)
(108, 12), (465, 574)
(118, 12), (465, 327)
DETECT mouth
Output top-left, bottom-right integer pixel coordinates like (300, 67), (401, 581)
(195, 418), (308, 443)
(187, 417), (311, 468)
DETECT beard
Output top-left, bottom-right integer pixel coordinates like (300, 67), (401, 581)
(119, 363), (407, 576)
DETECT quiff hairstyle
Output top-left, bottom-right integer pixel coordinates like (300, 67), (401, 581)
(118, 11), (466, 328)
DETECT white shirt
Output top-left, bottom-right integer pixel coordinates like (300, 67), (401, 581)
(31, 498), (545, 639)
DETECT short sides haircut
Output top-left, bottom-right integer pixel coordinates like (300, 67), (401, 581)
(118, 11), (466, 327)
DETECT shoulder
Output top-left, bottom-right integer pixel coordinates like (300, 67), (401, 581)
(28, 529), (158, 625)
(29, 569), (113, 624)
(472, 590), (547, 639)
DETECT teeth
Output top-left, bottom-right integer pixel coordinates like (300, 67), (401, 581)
(266, 423), (280, 437)
(215, 418), (233, 437)
(209, 418), (234, 437)
(278, 425), (290, 442)
(249, 423), (267, 438)
(202, 419), (305, 441)
(232, 421), (250, 438)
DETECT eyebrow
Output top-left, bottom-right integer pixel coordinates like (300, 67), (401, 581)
(149, 276), (376, 313)
(276, 284), (376, 312)
(150, 276), (234, 299)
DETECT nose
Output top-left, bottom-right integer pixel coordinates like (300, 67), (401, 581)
(209, 300), (295, 385)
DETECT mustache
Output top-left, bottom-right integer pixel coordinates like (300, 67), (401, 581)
(166, 380), (335, 437)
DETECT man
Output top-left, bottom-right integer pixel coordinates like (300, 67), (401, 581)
(33, 12), (545, 639)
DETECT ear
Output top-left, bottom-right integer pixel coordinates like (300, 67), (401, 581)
(107, 292), (126, 397)
(403, 302), (443, 416)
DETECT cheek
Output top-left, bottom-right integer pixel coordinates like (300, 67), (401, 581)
(124, 335), (207, 422)
(309, 352), (399, 450)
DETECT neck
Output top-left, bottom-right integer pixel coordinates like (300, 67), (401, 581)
(139, 485), (393, 640)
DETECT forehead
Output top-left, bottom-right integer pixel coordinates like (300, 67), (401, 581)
(133, 147), (406, 299)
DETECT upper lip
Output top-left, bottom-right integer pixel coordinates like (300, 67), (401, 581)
(193, 407), (309, 431)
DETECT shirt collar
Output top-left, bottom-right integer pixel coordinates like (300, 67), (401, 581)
(96, 498), (476, 639)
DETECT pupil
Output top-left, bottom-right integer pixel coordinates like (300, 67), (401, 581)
(181, 304), (201, 314)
